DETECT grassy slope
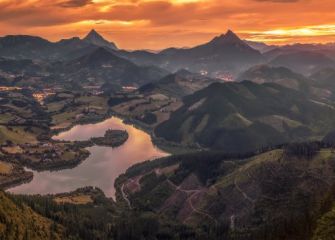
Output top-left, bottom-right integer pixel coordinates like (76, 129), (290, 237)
(0, 90), (50, 144)
(0, 191), (63, 240)
(46, 92), (109, 129)
(237, 64), (311, 92)
(155, 81), (335, 153)
(118, 147), (335, 240)
(0, 126), (38, 144)
(313, 204), (335, 240)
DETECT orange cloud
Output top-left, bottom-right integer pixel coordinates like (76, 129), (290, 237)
(57, 0), (93, 8)
(0, 0), (334, 49)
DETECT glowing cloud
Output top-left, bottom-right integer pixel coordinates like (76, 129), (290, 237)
(0, 0), (334, 49)
(243, 24), (335, 44)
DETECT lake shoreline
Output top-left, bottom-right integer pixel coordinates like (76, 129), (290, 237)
(0, 166), (34, 190)
(50, 109), (199, 155)
(109, 110), (201, 154)
(7, 116), (169, 198)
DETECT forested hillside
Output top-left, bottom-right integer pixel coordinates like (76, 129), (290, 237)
(156, 81), (335, 152)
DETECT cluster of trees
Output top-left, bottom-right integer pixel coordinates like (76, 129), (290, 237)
(108, 95), (139, 107)
(136, 112), (157, 125)
(13, 193), (114, 240)
(4, 183), (335, 240)
(11, 192), (233, 240)
(0, 191), (63, 240)
(284, 142), (322, 158)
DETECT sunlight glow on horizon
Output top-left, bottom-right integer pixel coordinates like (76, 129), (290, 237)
(242, 24), (335, 45)
(0, 0), (335, 49)
(75, 20), (149, 26)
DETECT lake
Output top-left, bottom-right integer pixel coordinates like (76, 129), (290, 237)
(8, 117), (168, 197)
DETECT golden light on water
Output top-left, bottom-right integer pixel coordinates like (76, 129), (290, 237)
(10, 117), (168, 197)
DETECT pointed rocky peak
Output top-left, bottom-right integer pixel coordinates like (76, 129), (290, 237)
(83, 29), (118, 50)
(88, 29), (98, 35)
(209, 30), (246, 46)
(225, 29), (238, 37)
(84, 29), (101, 40)
(225, 29), (241, 41)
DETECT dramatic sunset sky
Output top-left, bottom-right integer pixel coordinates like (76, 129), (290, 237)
(0, 0), (335, 49)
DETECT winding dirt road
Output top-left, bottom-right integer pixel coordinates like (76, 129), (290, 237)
(167, 179), (217, 225)
(121, 184), (132, 209)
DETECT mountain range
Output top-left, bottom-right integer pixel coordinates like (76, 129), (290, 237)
(1, 29), (335, 81)
(0, 29), (117, 61)
(119, 30), (265, 79)
(53, 47), (168, 87)
(83, 29), (118, 50)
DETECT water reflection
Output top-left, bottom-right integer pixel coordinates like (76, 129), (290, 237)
(8, 117), (168, 197)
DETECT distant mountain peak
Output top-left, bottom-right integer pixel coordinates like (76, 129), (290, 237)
(83, 29), (118, 50)
(85, 29), (100, 39)
(225, 29), (238, 38)
(88, 29), (98, 34)
(209, 29), (247, 47)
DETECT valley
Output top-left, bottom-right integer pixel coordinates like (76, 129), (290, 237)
(8, 116), (167, 197)
(1, 27), (335, 240)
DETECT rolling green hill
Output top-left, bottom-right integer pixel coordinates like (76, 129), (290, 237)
(237, 65), (311, 91)
(310, 67), (335, 100)
(269, 51), (335, 75)
(155, 81), (335, 153)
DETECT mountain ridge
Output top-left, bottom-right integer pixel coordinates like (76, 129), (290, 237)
(155, 81), (335, 152)
(83, 29), (118, 50)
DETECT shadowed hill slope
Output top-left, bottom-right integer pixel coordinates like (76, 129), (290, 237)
(117, 143), (335, 240)
(155, 81), (335, 153)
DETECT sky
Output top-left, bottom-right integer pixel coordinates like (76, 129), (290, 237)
(0, 0), (335, 50)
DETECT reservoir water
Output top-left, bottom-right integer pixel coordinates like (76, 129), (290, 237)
(8, 117), (168, 197)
